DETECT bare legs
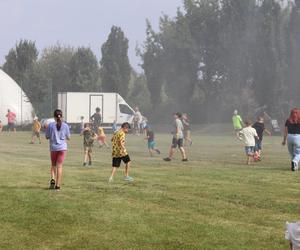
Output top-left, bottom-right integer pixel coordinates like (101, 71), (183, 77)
(168, 147), (187, 160)
(50, 163), (63, 187)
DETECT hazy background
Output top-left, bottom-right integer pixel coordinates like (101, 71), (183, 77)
(0, 0), (182, 69)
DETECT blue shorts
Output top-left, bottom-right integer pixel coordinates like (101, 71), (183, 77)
(148, 141), (156, 149)
(255, 140), (262, 151)
(245, 146), (254, 155)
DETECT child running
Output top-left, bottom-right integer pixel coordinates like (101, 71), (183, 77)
(252, 116), (271, 161)
(232, 110), (244, 138)
(144, 125), (160, 157)
(238, 120), (259, 165)
(0, 120), (3, 133)
(81, 123), (97, 167)
(98, 127), (109, 148)
(109, 122), (133, 183)
(163, 113), (188, 162)
(30, 117), (41, 144)
(45, 109), (70, 191)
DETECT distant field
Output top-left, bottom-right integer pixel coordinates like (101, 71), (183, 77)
(0, 130), (296, 250)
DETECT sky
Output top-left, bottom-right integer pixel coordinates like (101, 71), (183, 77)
(0, 0), (182, 70)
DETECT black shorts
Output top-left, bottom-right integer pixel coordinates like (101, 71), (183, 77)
(171, 138), (184, 148)
(112, 155), (131, 168)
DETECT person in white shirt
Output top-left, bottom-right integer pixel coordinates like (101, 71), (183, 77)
(286, 221), (300, 250)
(238, 120), (259, 165)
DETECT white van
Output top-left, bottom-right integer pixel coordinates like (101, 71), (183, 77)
(57, 92), (134, 129)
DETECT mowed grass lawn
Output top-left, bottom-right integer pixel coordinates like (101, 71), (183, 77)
(0, 129), (298, 250)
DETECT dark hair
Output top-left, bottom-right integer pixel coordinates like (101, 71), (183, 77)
(54, 109), (63, 131)
(121, 122), (131, 129)
(84, 123), (90, 128)
(175, 112), (182, 119)
(96, 107), (101, 113)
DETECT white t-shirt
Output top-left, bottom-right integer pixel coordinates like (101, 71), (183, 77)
(173, 118), (184, 139)
(286, 222), (300, 250)
(239, 127), (258, 147)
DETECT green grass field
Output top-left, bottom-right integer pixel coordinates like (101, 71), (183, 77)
(0, 129), (297, 249)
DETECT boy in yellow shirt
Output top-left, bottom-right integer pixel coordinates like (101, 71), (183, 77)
(109, 122), (133, 182)
(30, 117), (41, 144)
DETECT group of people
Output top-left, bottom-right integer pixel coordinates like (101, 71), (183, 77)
(233, 110), (271, 165)
(43, 108), (194, 191)
(233, 108), (300, 172)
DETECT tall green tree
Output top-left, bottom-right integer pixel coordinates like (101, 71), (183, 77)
(2, 40), (39, 104)
(69, 47), (100, 92)
(139, 20), (165, 111)
(100, 26), (131, 97)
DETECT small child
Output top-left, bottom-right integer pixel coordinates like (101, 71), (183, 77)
(0, 120), (3, 133)
(30, 117), (41, 144)
(252, 116), (271, 161)
(81, 123), (97, 167)
(144, 125), (160, 157)
(98, 127), (109, 148)
(109, 122), (133, 182)
(238, 120), (259, 165)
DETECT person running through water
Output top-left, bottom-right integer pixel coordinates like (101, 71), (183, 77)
(30, 116), (42, 144)
(232, 110), (244, 138)
(182, 113), (192, 146)
(90, 107), (102, 132)
(238, 120), (259, 165)
(252, 116), (271, 161)
(45, 109), (70, 191)
(164, 113), (188, 162)
(109, 122), (133, 183)
(144, 125), (160, 157)
(81, 123), (97, 167)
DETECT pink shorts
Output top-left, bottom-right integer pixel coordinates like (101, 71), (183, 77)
(51, 151), (67, 166)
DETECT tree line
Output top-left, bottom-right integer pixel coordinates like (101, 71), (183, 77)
(1, 0), (300, 123)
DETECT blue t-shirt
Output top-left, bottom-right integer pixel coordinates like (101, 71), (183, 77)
(45, 122), (70, 151)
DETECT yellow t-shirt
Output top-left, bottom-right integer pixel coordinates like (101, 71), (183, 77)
(33, 121), (41, 132)
(111, 130), (127, 157)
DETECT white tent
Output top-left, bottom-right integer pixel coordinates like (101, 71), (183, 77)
(0, 69), (34, 125)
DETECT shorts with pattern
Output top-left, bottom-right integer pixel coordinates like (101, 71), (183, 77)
(245, 146), (254, 155)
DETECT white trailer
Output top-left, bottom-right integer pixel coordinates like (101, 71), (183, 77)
(57, 92), (134, 128)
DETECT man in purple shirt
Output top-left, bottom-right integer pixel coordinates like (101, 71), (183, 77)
(46, 109), (70, 191)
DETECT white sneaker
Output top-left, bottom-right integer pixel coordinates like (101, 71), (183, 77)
(108, 177), (113, 183)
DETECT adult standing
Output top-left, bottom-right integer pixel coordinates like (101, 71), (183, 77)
(282, 108), (300, 171)
(45, 109), (70, 191)
(232, 110), (243, 138)
(133, 107), (142, 135)
(163, 113), (188, 162)
(90, 107), (102, 132)
(182, 113), (193, 146)
(6, 109), (16, 132)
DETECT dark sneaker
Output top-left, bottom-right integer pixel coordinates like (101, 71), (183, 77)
(163, 157), (171, 161)
(88, 161), (92, 166)
(156, 149), (161, 154)
(182, 158), (188, 162)
(49, 179), (55, 190)
(55, 186), (61, 191)
(291, 161), (296, 171)
(83, 162), (87, 167)
(190, 141), (193, 146)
